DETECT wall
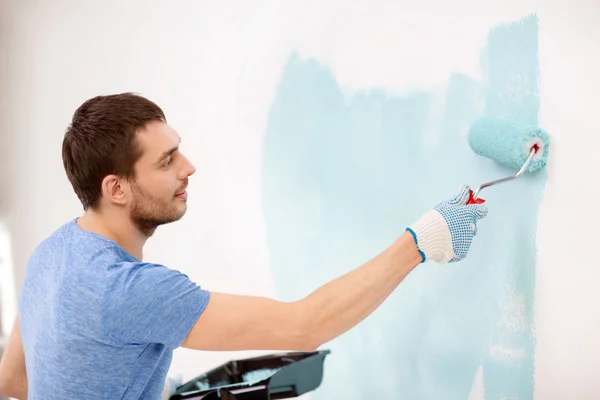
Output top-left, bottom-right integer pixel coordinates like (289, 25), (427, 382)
(1, 1), (599, 399)
(0, 0), (9, 216)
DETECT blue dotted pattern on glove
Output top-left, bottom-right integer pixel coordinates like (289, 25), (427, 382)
(435, 184), (488, 262)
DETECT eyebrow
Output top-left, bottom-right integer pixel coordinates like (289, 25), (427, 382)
(155, 137), (182, 165)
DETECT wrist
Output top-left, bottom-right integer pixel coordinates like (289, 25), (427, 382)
(395, 231), (425, 269)
(405, 227), (425, 263)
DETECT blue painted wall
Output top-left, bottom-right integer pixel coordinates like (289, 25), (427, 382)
(262, 14), (545, 400)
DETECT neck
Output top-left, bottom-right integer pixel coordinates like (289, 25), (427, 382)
(76, 208), (148, 261)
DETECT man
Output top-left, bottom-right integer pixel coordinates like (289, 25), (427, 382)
(0, 93), (488, 399)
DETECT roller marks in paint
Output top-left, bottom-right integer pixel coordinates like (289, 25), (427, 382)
(261, 14), (543, 400)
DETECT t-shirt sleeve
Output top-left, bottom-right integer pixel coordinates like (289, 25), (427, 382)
(101, 262), (211, 350)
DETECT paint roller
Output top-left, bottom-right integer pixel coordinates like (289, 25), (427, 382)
(465, 117), (550, 204)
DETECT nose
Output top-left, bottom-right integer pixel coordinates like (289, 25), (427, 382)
(179, 153), (196, 180)
(179, 153), (196, 178)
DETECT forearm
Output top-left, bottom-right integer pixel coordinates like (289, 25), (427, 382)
(0, 316), (28, 399)
(0, 349), (28, 398)
(0, 376), (27, 400)
(298, 231), (421, 347)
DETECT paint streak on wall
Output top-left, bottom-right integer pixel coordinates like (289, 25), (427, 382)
(262, 14), (544, 400)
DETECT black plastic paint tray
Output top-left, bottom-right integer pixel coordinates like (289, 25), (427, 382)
(169, 349), (331, 400)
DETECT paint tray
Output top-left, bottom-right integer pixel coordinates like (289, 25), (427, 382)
(169, 349), (330, 400)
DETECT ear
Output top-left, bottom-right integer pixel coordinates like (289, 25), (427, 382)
(101, 174), (128, 206)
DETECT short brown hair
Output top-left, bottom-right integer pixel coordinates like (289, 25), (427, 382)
(62, 92), (166, 210)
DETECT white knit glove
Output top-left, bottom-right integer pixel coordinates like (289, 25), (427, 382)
(406, 184), (488, 264)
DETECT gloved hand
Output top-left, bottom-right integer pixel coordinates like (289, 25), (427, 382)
(406, 184), (488, 263)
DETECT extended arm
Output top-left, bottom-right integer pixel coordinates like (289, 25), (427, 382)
(182, 231), (420, 351)
(0, 315), (28, 399)
(182, 184), (488, 352)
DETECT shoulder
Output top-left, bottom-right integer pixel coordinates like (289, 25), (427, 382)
(28, 219), (75, 255)
(100, 262), (211, 347)
(107, 261), (194, 287)
(28, 218), (113, 262)
(103, 261), (208, 307)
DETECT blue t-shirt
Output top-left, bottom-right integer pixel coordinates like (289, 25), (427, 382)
(18, 218), (211, 399)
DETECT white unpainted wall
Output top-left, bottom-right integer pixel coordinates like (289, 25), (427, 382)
(0, 1), (599, 399)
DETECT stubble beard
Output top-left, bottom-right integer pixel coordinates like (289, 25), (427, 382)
(129, 181), (187, 237)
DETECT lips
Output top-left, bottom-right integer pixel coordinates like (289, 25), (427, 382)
(176, 179), (189, 198)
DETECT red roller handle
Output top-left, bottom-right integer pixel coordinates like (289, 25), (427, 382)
(467, 189), (485, 204)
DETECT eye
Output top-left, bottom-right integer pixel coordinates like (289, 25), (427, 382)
(162, 157), (172, 168)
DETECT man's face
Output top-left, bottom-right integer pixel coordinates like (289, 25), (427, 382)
(127, 121), (196, 235)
